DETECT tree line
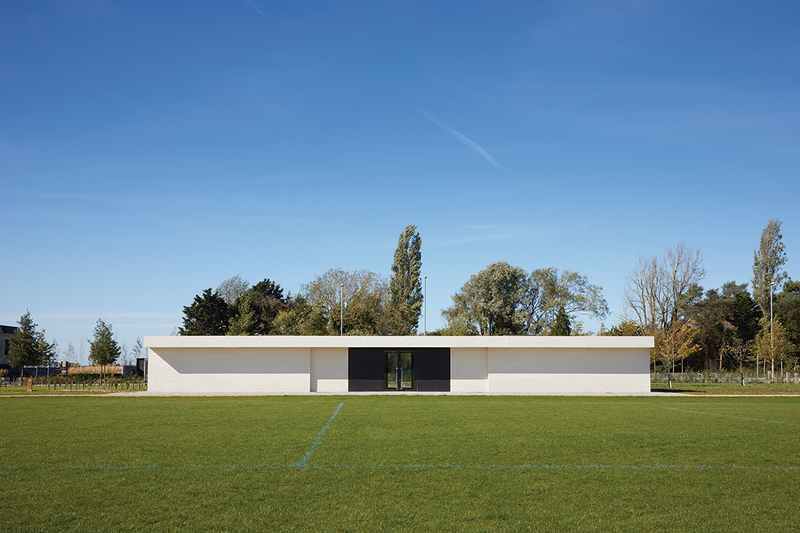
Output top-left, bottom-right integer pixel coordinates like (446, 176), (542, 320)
(4, 312), (142, 374)
(180, 225), (424, 337)
(179, 219), (798, 372)
(12, 219), (791, 375)
(180, 224), (610, 338)
(615, 219), (798, 373)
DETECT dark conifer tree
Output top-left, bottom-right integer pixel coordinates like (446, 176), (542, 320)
(179, 288), (231, 335)
(550, 306), (572, 336)
(7, 311), (43, 368)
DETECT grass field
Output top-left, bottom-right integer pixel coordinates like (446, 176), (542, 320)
(2, 395), (799, 532)
(650, 382), (800, 395)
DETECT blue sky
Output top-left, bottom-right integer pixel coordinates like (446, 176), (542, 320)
(2, 0), (798, 363)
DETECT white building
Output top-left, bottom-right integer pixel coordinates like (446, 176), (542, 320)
(145, 335), (654, 395)
(0, 325), (18, 366)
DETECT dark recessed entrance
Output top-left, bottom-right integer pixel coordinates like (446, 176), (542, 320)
(349, 347), (450, 392)
(385, 350), (414, 390)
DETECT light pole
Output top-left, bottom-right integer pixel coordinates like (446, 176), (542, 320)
(423, 276), (427, 336)
(770, 282), (775, 382)
(340, 283), (344, 336)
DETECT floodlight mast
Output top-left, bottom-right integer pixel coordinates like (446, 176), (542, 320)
(423, 276), (427, 336)
(771, 282), (775, 381)
(340, 284), (344, 337)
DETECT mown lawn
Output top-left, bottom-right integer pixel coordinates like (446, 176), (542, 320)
(2, 396), (798, 532)
(651, 381), (800, 395)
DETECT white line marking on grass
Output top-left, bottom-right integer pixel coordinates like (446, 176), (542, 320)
(666, 407), (799, 427)
(296, 402), (344, 467)
(4, 463), (798, 473)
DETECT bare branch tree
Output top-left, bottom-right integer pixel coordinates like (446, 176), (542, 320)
(216, 275), (251, 306)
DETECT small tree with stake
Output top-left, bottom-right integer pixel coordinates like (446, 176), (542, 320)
(89, 319), (121, 383)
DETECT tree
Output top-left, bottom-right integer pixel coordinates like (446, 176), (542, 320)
(623, 254), (665, 334)
(724, 338), (754, 375)
(624, 243), (705, 334)
(216, 275), (251, 306)
(524, 268), (608, 335)
(227, 279), (285, 335)
(301, 269), (391, 335)
(389, 224), (423, 335)
(752, 319), (796, 375)
(272, 293), (328, 336)
(63, 341), (77, 364)
(88, 319), (121, 366)
(131, 338), (145, 361)
(550, 306), (572, 336)
(684, 282), (761, 371)
(775, 280), (800, 363)
(623, 244), (705, 369)
(656, 319), (702, 379)
(753, 218), (788, 314)
(228, 291), (259, 336)
(604, 320), (645, 337)
(443, 262), (608, 336)
(442, 261), (528, 336)
(690, 288), (729, 371)
(7, 311), (55, 371)
(731, 290), (761, 344)
(179, 288), (231, 335)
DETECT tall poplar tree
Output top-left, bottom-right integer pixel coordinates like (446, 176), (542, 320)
(389, 224), (423, 335)
(753, 218), (788, 314)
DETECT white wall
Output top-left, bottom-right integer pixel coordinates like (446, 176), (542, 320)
(486, 347), (650, 394)
(148, 347), (311, 393)
(449, 347), (650, 394)
(451, 348), (488, 393)
(145, 336), (653, 394)
(310, 348), (348, 393)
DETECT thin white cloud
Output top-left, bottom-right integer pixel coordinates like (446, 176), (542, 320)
(431, 224), (563, 247)
(418, 110), (502, 167)
(239, 0), (272, 21)
(35, 312), (178, 321)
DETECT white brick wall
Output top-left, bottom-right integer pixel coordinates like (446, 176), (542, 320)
(485, 347), (650, 393)
(145, 336), (653, 394)
(310, 347), (348, 393)
(451, 348), (488, 392)
(148, 347), (311, 393)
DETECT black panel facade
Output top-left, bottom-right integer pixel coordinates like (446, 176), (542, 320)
(415, 348), (451, 391)
(348, 348), (384, 391)
(348, 347), (450, 392)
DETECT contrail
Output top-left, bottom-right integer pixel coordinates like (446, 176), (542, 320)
(239, 0), (272, 20)
(419, 109), (501, 167)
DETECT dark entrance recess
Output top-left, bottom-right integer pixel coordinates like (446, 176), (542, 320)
(348, 348), (450, 392)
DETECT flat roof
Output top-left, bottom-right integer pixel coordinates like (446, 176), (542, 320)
(145, 335), (654, 349)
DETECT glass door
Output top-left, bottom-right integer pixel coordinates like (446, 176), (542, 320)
(385, 350), (414, 390)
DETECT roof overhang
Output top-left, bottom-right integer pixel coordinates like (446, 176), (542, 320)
(145, 335), (654, 349)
